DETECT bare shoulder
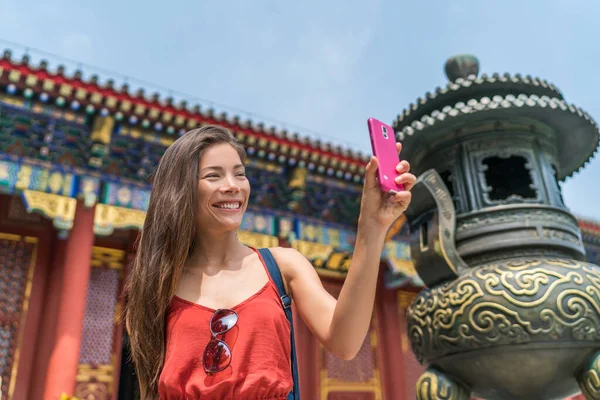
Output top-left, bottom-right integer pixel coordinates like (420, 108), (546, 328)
(269, 246), (303, 259)
(266, 246), (317, 296)
(268, 246), (308, 275)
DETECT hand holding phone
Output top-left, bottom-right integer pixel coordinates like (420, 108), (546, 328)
(367, 117), (404, 194)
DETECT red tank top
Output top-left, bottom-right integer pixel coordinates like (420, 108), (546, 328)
(158, 249), (293, 399)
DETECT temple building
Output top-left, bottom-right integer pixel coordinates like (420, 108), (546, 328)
(0, 48), (598, 400)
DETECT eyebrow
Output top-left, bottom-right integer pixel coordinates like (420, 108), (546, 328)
(200, 164), (245, 173)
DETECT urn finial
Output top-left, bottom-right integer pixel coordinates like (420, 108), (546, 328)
(444, 54), (480, 81)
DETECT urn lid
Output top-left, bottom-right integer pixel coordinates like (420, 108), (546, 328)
(393, 55), (599, 180)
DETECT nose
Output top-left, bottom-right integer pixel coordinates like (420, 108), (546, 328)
(220, 174), (241, 193)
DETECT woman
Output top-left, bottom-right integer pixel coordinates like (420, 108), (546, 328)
(124, 125), (416, 399)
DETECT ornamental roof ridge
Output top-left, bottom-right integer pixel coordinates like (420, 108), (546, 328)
(395, 72), (565, 128)
(578, 216), (600, 237)
(0, 48), (370, 170)
(394, 93), (599, 181)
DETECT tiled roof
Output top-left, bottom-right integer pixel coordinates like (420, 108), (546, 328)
(0, 49), (370, 181)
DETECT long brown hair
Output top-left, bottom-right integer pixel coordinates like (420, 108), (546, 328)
(123, 125), (246, 398)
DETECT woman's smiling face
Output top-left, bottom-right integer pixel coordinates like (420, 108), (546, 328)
(195, 142), (250, 233)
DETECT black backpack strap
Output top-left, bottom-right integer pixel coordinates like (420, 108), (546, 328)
(257, 248), (301, 400)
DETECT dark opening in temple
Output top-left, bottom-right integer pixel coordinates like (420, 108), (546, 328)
(439, 169), (461, 212)
(482, 155), (536, 200)
(439, 170), (455, 198)
(552, 164), (565, 205)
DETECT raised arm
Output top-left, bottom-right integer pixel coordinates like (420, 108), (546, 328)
(274, 143), (415, 360)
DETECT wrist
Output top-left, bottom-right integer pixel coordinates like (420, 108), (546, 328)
(358, 216), (387, 233)
(356, 219), (387, 245)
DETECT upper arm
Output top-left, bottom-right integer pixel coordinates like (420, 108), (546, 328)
(270, 247), (337, 345)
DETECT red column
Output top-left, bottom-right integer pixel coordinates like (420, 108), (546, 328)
(29, 235), (66, 400)
(375, 268), (407, 400)
(43, 200), (95, 400)
(293, 305), (319, 400)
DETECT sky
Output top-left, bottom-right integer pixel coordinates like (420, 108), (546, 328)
(1, 0), (598, 220)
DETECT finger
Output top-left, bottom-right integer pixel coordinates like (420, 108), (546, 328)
(396, 142), (402, 154)
(395, 160), (410, 174)
(389, 190), (411, 204)
(364, 156), (379, 189)
(395, 173), (417, 191)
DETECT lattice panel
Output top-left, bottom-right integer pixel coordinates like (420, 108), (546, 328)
(0, 234), (37, 400)
(320, 282), (382, 400)
(324, 336), (375, 382)
(398, 290), (424, 400)
(78, 267), (120, 364)
(0, 322), (17, 399)
(76, 247), (125, 399)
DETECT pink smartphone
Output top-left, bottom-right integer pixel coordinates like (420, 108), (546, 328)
(367, 117), (404, 193)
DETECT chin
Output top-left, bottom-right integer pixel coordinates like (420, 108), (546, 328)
(200, 210), (246, 233)
(221, 218), (243, 231)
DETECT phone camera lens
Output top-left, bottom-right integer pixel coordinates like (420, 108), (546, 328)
(381, 126), (388, 139)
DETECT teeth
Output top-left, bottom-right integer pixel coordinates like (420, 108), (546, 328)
(216, 203), (240, 209)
